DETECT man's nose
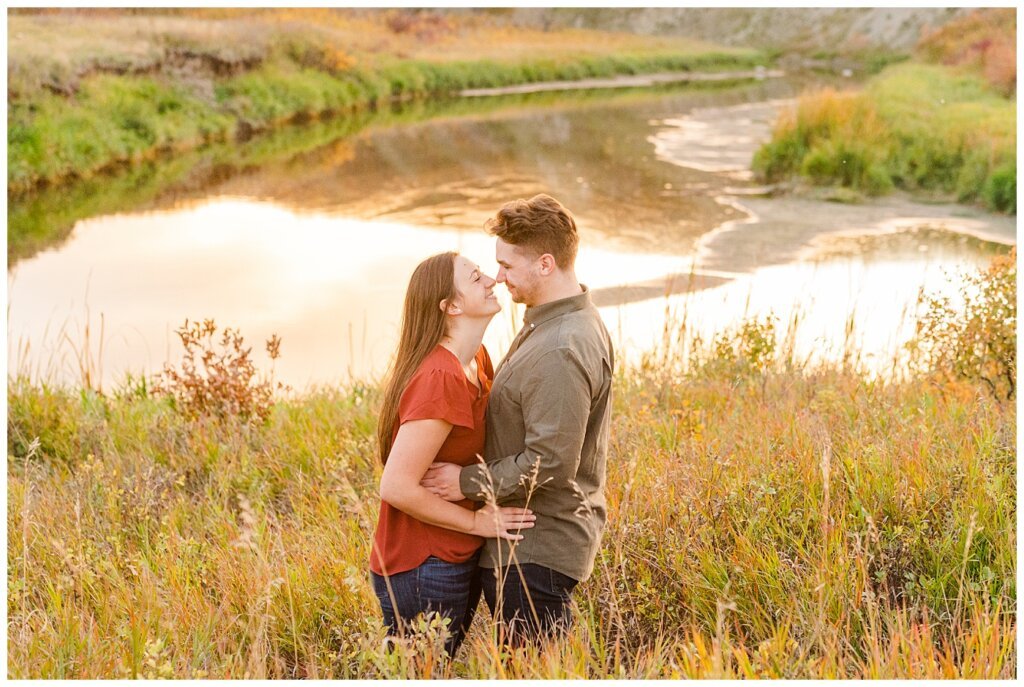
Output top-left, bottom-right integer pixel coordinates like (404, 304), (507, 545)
(495, 267), (506, 283)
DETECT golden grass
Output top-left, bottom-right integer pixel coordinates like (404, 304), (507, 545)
(7, 365), (1015, 678)
(7, 9), (748, 85)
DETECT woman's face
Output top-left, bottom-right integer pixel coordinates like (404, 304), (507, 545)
(451, 255), (500, 318)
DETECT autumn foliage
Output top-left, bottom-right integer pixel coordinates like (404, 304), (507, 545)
(153, 319), (284, 423)
(917, 8), (1017, 96)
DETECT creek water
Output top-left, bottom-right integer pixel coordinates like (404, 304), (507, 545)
(7, 74), (1015, 391)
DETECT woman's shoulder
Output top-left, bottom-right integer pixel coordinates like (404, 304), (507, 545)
(476, 344), (493, 379)
(406, 344), (491, 384)
(411, 344), (462, 379)
(398, 345), (476, 426)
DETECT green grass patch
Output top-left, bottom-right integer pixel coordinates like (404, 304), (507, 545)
(753, 63), (1016, 213)
(8, 76), (234, 194)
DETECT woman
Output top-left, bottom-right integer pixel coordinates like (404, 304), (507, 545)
(369, 251), (536, 656)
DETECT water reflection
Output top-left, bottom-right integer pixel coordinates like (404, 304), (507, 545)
(649, 99), (785, 176)
(8, 195), (1009, 389)
(10, 75), (816, 265)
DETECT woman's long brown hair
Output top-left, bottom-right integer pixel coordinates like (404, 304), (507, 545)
(376, 252), (458, 464)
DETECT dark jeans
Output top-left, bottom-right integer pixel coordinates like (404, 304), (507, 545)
(371, 554), (481, 657)
(480, 563), (579, 645)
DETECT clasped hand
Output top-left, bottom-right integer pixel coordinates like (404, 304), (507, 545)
(420, 462), (466, 501)
(421, 462), (535, 541)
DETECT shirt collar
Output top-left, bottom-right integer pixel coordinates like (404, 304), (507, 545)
(523, 284), (592, 328)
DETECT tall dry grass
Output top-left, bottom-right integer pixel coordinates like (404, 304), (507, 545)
(6, 253), (1015, 678)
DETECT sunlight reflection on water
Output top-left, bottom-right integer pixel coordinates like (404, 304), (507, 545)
(8, 195), (1002, 391)
(8, 198), (685, 390)
(602, 254), (978, 377)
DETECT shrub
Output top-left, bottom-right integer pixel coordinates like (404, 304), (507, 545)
(913, 249), (1016, 400)
(383, 9), (453, 42)
(281, 37), (354, 74)
(751, 134), (806, 183)
(753, 65), (1015, 212)
(153, 319), (285, 423)
(916, 8), (1017, 96)
(752, 88), (891, 191)
(695, 316), (778, 380)
(799, 140), (892, 194)
(984, 163), (1016, 214)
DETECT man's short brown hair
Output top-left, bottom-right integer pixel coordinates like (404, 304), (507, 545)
(485, 194), (579, 269)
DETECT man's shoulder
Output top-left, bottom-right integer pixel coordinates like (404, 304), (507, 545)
(547, 306), (612, 351)
(515, 310), (611, 375)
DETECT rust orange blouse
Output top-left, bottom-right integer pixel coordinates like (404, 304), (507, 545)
(369, 344), (493, 576)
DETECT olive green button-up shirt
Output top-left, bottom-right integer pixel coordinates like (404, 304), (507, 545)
(459, 286), (614, 582)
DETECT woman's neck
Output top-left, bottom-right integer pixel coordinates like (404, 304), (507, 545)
(440, 316), (491, 366)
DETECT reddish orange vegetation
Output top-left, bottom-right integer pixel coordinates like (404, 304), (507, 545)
(917, 8), (1016, 96)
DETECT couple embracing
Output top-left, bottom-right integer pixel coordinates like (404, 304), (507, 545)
(368, 194), (615, 654)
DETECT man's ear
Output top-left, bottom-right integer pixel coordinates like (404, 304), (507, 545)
(440, 298), (462, 315)
(537, 253), (557, 275)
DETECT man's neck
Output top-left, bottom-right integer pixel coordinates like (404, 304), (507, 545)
(530, 272), (583, 308)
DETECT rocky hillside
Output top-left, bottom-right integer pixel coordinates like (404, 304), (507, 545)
(502, 7), (973, 55)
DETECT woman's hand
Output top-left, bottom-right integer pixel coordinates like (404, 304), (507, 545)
(470, 504), (536, 541)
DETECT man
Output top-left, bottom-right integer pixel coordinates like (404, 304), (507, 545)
(421, 193), (614, 644)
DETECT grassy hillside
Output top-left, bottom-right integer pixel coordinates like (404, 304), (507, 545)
(7, 8), (763, 195)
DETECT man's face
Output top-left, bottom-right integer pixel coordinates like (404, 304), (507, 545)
(495, 238), (541, 305)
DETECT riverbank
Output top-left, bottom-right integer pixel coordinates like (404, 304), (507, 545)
(7, 77), (774, 266)
(8, 254), (1016, 676)
(8, 9), (764, 195)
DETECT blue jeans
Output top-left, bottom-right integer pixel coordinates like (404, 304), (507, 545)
(371, 554), (481, 656)
(480, 563), (579, 646)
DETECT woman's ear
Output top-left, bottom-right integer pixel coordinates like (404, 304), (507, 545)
(440, 298), (462, 315)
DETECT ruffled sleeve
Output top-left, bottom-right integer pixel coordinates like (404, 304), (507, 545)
(398, 367), (475, 429)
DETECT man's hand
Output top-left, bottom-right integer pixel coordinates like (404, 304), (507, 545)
(420, 462), (465, 501)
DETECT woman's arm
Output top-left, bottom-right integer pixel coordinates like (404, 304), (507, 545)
(379, 418), (535, 540)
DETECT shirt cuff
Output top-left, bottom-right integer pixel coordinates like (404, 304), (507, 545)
(459, 463), (490, 502)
